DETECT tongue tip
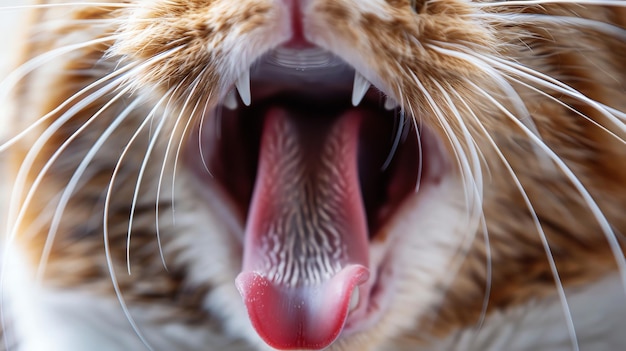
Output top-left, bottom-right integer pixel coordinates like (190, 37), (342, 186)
(236, 265), (369, 350)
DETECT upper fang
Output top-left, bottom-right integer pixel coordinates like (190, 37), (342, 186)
(352, 72), (371, 106)
(235, 70), (251, 106)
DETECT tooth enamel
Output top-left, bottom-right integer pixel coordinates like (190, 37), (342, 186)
(223, 90), (238, 110)
(352, 72), (371, 106)
(384, 96), (400, 110)
(349, 288), (359, 312)
(235, 70), (251, 106)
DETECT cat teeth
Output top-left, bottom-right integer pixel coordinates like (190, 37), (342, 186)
(349, 288), (359, 312)
(384, 96), (400, 110)
(352, 72), (371, 106)
(231, 69), (379, 108)
(223, 89), (238, 110)
(235, 69), (251, 106)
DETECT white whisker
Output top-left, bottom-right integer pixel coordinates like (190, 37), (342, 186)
(454, 86), (580, 351)
(470, 81), (626, 295)
(473, 14), (626, 42)
(0, 37), (129, 152)
(168, 69), (212, 225)
(0, 2), (135, 12)
(381, 108), (406, 171)
(153, 84), (193, 272)
(6, 78), (123, 249)
(0, 34), (121, 102)
(33, 84), (135, 281)
(197, 92), (216, 177)
(7, 49), (178, 255)
(506, 75), (626, 145)
(126, 93), (174, 275)
(425, 43), (543, 140)
(478, 53), (626, 132)
(430, 78), (486, 278)
(474, 0), (626, 8)
(103, 101), (166, 351)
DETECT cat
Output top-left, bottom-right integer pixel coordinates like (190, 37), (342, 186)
(1, 0), (625, 350)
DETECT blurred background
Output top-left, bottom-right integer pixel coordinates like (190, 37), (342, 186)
(0, 2), (30, 245)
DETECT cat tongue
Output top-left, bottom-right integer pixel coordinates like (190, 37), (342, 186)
(236, 107), (371, 350)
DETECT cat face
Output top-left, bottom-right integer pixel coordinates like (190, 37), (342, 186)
(3, 1), (626, 350)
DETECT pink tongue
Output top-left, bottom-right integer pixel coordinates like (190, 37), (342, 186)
(236, 107), (370, 350)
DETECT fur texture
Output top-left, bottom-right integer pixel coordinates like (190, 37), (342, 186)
(1, 0), (626, 350)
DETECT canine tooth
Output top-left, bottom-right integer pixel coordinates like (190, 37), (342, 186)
(352, 72), (371, 106)
(223, 90), (238, 110)
(235, 70), (251, 106)
(384, 96), (400, 110)
(349, 288), (359, 312)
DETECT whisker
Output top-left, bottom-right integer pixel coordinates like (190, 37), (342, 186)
(0, 2), (135, 12)
(103, 99), (167, 351)
(430, 78), (486, 284)
(430, 79), (485, 207)
(454, 86), (580, 351)
(33, 84), (135, 281)
(197, 92), (216, 177)
(475, 217), (492, 331)
(425, 43), (542, 140)
(125, 92), (174, 275)
(381, 108), (406, 171)
(0, 36), (127, 152)
(408, 78), (463, 194)
(474, 0), (626, 8)
(396, 88), (425, 191)
(39, 96), (143, 280)
(168, 69), (212, 225)
(153, 84), (193, 272)
(30, 18), (121, 34)
(477, 53), (626, 131)
(409, 77), (485, 333)
(427, 44), (625, 145)
(7, 49), (176, 251)
(6, 77), (123, 249)
(505, 75), (626, 145)
(473, 13), (626, 42)
(127, 64), (205, 273)
(414, 75), (483, 220)
(470, 81), (626, 294)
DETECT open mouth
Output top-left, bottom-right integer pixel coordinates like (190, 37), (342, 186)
(186, 45), (447, 350)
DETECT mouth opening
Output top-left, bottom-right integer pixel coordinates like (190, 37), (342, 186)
(186, 45), (439, 350)
(202, 50), (422, 238)
(207, 92), (420, 238)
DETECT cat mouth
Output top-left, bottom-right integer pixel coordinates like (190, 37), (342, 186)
(188, 46), (448, 350)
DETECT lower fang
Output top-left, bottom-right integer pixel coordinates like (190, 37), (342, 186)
(352, 72), (371, 106)
(349, 288), (359, 312)
(223, 90), (238, 110)
(384, 96), (399, 110)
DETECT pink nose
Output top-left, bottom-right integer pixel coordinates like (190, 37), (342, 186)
(282, 0), (315, 48)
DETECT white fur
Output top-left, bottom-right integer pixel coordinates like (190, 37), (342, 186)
(429, 274), (626, 351)
(3, 247), (252, 351)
